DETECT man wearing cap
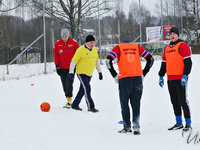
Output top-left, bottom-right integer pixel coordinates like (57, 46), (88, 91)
(106, 39), (154, 135)
(158, 27), (192, 131)
(69, 35), (103, 113)
(54, 29), (79, 108)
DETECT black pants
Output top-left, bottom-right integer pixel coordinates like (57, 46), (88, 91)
(60, 69), (74, 98)
(119, 76), (143, 129)
(72, 74), (95, 109)
(167, 80), (191, 119)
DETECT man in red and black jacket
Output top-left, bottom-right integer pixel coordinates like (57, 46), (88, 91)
(54, 29), (79, 108)
(158, 27), (192, 132)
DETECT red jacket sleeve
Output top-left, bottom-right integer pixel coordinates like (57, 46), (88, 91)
(107, 45), (120, 60)
(179, 42), (191, 59)
(162, 48), (166, 62)
(54, 41), (59, 65)
(139, 45), (149, 59)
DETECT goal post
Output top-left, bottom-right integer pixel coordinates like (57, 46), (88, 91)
(6, 34), (44, 74)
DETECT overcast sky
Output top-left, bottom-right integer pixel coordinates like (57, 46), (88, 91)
(121, 0), (158, 16)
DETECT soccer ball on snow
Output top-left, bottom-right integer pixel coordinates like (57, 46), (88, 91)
(40, 102), (51, 112)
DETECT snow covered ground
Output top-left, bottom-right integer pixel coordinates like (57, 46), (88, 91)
(0, 55), (200, 150)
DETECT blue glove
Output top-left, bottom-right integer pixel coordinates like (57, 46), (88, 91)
(181, 75), (187, 86)
(159, 76), (164, 87)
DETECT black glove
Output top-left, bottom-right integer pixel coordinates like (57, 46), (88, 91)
(143, 68), (149, 77)
(56, 65), (62, 76)
(99, 72), (103, 80)
(68, 73), (74, 81)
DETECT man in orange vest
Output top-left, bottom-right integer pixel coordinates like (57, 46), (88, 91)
(158, 27), (192, 132)
(106, 40), (154, 135)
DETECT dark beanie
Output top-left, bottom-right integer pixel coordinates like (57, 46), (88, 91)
(169, 27), (179, 36)
(86, 35), (95, 42)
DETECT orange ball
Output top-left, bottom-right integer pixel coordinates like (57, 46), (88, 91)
(40, 102), (51, 112)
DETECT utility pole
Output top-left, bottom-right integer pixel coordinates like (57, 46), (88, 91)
(180, 0), (183, 35)
(117, 0), (121, 43)
(139, 0), (142, 42)
(50, 0), (55, 62)
(43, 0), (47, 74)
(118, 21), (120, 43)
(161, 0), (164, 52)
(98, 0), (102, 64)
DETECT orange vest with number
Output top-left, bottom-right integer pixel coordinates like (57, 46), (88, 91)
(165, 42), (184, 76)
(117, 43), (142, 79)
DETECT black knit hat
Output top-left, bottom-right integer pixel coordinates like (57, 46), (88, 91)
(85, 35), (95, 42)
(169, 27), (179, 36)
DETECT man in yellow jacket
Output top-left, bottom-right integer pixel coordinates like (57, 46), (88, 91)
(69, 35), (103, 112)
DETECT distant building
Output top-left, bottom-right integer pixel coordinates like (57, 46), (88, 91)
(80, 29), (96, 44)
(82, 29), (95, 35)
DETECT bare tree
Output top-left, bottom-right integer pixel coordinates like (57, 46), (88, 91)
(154, 0), (172, 26)
(193, 0), (199, 44)
(20, 0), (116, 40)
(0, 0), (24, 12)
(183, 0), (192, 45)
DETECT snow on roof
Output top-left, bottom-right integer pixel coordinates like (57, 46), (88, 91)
(82, 29), (95, 33)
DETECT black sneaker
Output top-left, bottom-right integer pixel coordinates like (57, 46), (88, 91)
(88, 108), (99, 113)
(182, 124), (192, 132)
(72, 105), (82, 111)
(133, 129), (140, 135)
(168, 124), (183, 130)
(118, 128), (132, 133)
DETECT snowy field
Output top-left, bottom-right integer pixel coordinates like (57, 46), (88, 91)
(0, 55), (200, 150)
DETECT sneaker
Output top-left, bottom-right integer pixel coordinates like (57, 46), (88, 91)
(72, 105), (82, 111)
(63, 102), (71, 109)
(168, 124), (183, 130)
(88, 108), (99, 113)
(118, 128), (132, 133)
(182, 124), (192, 132)
(133, 128), (140, 135)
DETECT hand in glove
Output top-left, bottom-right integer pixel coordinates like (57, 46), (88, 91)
(141, 75), (144, 82)
(181, 75), (187, 86)
(99, 72), (103, 80)
(159, 76), (164, 87)
(68, 73), (74, 81)
(56, 65), (62, 76)
(114, 74), (119, 83)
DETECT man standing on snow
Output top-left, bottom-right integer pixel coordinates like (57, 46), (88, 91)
(69, 35), (103, 113)
(106, 39), (154, 135)
(158, 27), (192, 132)
(54, 29), (79, 108)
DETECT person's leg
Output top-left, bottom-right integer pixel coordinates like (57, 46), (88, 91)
(65, 69), (75, 99)
(60, 71), (67, 98)
(61, 69), (74, 107)
(167, 80), (184, 130)
(176, 80), (191, 126)
(130, 77), (143, 130)
(119, 78), (131, 130)
(168, 80), (183, 125)
(72, 75), (84, 108)
(77, 74), (95, 110)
